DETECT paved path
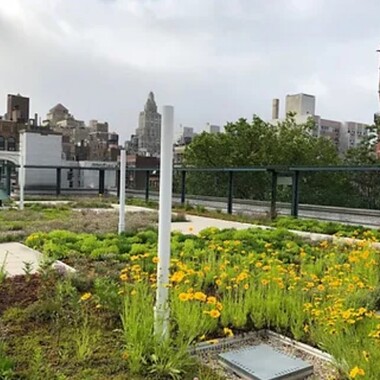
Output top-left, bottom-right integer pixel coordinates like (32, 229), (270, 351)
(113, 205), (257, 233)
(123, 191), (380, 228)
(0, 242), (44, 276)
(170, 214), (255, 234)
(0, 242), (75, 277)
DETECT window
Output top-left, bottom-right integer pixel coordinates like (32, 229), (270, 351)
(7, 137), (16, 151)
(0, 136), (4, 150)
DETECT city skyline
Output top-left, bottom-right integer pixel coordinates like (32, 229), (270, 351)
(0, 0), (379, 143)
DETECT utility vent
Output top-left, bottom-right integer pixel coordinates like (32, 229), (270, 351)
(218, 344), (313, 380)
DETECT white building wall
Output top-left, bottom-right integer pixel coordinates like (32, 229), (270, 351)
(21, 131), (63, 189)
(345, 121), (369, 150)
(78, 161), (117, 190)
(20, 132), (117, 191)
(285, 94), (316, 116)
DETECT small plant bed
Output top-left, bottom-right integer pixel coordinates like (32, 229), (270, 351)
(0, 207), (157, 243)
(271, 216), (380, 241)
(130, 197), (380, 242)
(24, 195), (119, 204)
(0, 228), (371, 378)
(24, 200), (115, 210)
(174, 203), (380, 241)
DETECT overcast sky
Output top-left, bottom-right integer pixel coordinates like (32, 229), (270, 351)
(0, 0), (379, 142)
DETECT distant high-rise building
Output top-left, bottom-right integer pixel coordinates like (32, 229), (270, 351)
(6, 94), (30, 123)
(89, 120), (109, 133)
(285, 93), (315, 116)
(269, 94), (369, 154)
(176, 125), (195, 145)
(43, 102), (119, 161)
(45, 103), (70, 126)
(125, 134), (139, 155)
(206, 123), (221, 134)
(136, 92), (162, 157)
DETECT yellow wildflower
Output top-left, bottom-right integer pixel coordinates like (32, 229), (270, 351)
(194, 292), (207, 302)
(205, 309), (221, 319)
(223, 327), (234, 337)
(349, 366), (365, 378)
(80, 292), (92, 301)
(178, 292), (190, 301)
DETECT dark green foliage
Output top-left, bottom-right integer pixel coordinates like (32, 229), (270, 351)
(184, 115), (340, 202)
(183, 114), (380, 210)
(0, 340), (14, 380)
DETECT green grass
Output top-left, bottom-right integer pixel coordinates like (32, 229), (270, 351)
(0, 207), (157, 243)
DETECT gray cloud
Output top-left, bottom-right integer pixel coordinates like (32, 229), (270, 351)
(0, 0), (379, 143)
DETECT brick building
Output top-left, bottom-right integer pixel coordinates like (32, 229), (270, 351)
(126, 155), (159, 190)
(0, 120), (22, 151)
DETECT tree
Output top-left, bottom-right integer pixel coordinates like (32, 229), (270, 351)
(344, 120), (380, 209)
(183, 115), (342, 203)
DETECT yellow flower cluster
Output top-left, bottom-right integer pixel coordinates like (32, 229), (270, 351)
(116, 231), (380, 377)
(177, 290), (223, 318)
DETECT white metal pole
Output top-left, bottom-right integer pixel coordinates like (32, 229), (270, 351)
(19, 132), (26, 210)
(155, 105), (174, 338)
(118, 148), (126, 234)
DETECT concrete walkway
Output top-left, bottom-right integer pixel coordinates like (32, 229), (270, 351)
(113, 205), (256, 233)
(170, 214), (255, 234)
(0, 242), (75, 278)
(0, 243), (42, 276)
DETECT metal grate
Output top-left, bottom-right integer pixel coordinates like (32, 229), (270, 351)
(218, 344), (314, 380)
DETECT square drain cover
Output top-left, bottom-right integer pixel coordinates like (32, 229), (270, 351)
(218, 344), (313, 380)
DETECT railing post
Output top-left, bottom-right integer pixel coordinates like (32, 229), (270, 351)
(145, 170), (150, 202)
(98, 169), (105, 195)
(227, 171), (233, 214)
(181, 170), (186, 206)
(118, 149), (126, 234)
(291, 170), (300, 218)
(270, 170), (277, 220)
(116, 169), (121, 197)
(56, 168), (61, 196)
(6, 164), (11, 196)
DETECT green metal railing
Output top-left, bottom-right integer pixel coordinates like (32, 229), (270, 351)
(3, 164), (380, 218)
